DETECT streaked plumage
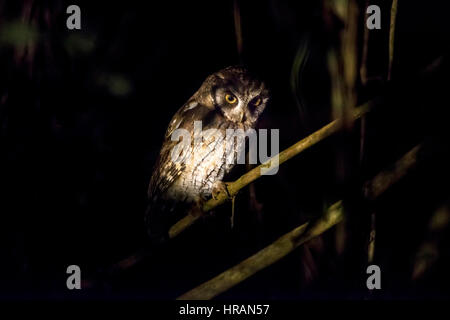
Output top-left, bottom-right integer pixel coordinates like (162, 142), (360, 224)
(145, 66), (269, 240)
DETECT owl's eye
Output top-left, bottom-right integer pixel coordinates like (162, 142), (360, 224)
(249, 96), (262, 110)
(225, 93), (237, 104)
(252, 97), (262, 107)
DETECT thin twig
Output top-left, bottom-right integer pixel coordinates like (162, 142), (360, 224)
(367, 211), (376, 263)
(388, 0), (398, 80)
(233, 0), (243, 63)
(360, 0), (370, 85)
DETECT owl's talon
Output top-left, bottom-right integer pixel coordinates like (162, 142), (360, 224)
(212, 181), (232, 200)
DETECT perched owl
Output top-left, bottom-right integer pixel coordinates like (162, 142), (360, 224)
(145, 66), (269, 241)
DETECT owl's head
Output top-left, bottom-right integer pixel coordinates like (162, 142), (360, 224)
(198, 66), (269, 126)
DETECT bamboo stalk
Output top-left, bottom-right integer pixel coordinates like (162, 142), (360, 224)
(177, 143), (422, 300)
(112, 101), (375, 273)
(169, 101), (374, 239)
(178, 201), (344, 300)
(233, 0), (243, 63)
(360, 0), (370, 85)
(364, 144), (421, 200)
(367, 211), (376, 263)
(388, 0), (398, 80)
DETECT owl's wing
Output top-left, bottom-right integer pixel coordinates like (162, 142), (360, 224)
(148, 101), (214, 202)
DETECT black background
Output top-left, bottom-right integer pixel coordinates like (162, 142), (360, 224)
(0, 0), (450, 300)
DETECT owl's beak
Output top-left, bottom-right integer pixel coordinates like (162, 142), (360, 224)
(229, 105), (245, 123)
(230, 110), (244, 123)
(237, 110), (245, 122)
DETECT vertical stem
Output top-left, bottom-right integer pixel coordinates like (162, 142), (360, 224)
(233, 0), (243, 63)
(388, 0), (398, 81)
(367, 211), (376, 263)
(359, 115), (366, 163)
(342, 0), (359, 107)
(360, 0), (370, 85)
(231, 196), (236, 228)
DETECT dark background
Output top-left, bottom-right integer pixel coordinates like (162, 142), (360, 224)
(0, 0), (449, 300)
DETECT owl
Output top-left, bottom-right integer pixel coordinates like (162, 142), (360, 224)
(145, 66), (269, 241)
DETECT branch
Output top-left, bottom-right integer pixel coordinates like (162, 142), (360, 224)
(360, 0), (370, 85)
(388, 0), (398, 80)
(233, 0), (243, 63)
(178, 201), (344, 300)
(113, 100), (375, 273)
(412, 203), (450, 280)
(169, 102), (374, 238)
(363, 144), (421, 200)
(177, 143), (422, 300)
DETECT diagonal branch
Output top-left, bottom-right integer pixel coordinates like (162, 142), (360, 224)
(111, 100), (375, 274)
(178, 201), (344, 300)
(169, 101), (375, 238)
(177, 143), (422, 300)
(388, 0), (399, 80)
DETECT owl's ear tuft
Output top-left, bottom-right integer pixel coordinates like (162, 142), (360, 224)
(165, 117), (182, 138)
(184, 101), (198, 111)
(216, 72), (226, 80)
